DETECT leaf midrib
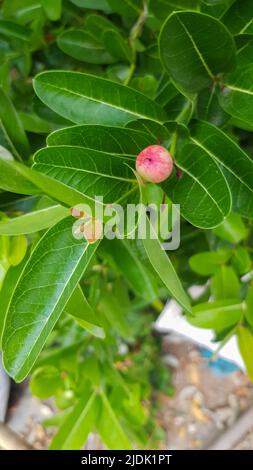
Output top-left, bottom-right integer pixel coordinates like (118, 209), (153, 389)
(191, 136), (253, 195)
(177, 15), (214, 80)
(35, 75), (165, 124)
(176, 152), (229, 217)
(35, 162), (136, 183)
(3, 237), (99, 379)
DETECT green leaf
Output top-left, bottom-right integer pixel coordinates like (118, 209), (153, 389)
(50, 389), (99, 450)
(222, 0), (253, 35)
(0, 156), (37, 195)
(18, 112), (55, 134)
(232, 247), (251, 275)
(101, 239), (158, 302)
(245, 286), (253, 327)
(201, 0), (235, 19)
(156, 74), (178, 107)
(85, 14), (119, 42)
(213, 213), (248, 243)
(65, 285), (105, 338)
(0, 87), (30, 159)
(33, 71), (167, 126)
(0, 260), (27, 346)
(98, 282), (131, 339)
(130, 75), (157, 99)
(41, 0), (61, 20)
(188, 300), (243, 329)
(0, 20), (31, 41)
(30, 365), (62, 398)
(164, 138), (232, 228)
(70, 0), (110, 10)
(2, 217), (100, 381)
(0, 205), (68, 235)
(107, 0), (141, 18)
(159, 11), (236, 94)
(33, 146), (138, 206)
(57, 29), (115, 64)
(97, 391), (132, 450)
(237, 326), (253, 381)
(197, 85), (229, 126)
(47, 125), (155, 154)
(189, 250), (232, 276)
(142, 220), (191, 313)
(211, 266), (241, 300)
(191, 120), (253, 218)
(8, 235), (28, 266)
(3, 0), (42, 23)
(0, 157), (93, 207)
(220, 64), (253, 128)
(103, 29), (133, 63)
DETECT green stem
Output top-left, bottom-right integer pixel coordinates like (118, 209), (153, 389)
(124, 0), (148, 86)
(124, 62), (136, 86)
(170, 131), (178, 157)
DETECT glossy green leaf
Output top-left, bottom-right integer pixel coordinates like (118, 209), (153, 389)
(19, 112), (55, 134)
(188, 299), (243, 329)
(0, 205), (68, 235)
(197, 85), (229, 126)
(220, 65), (253, 128)
(151, 0), (199, 21)
(57, 30), (115, 64)
(50, 389), (99, 450)
(103, 29), (133, 63)
(0, 260), (27, 345)
(156, 74), (178, 107)
(33, 146), (137, 206)
(222, 0), (253, 35)
(85, 14), (119, 42)
(101, 239), (158, 302)
(159, 11), (236, 94)
(107, 0), (141, 18)
(65, 285), (105, 338)
(130, 75), (157, 99)
(98, 282), (131, 339)
(142, 220), (191, 313)
(8, 235), (28, 266)
(41, 0), (61, 20)
(211, 266), (241, 300)
(97, 391), (132, 450)
(70, 0), (110, 10)
(2, 217), (100, 381)
(232, 247), (251, 276)
(237, 326), (253, 381)
(213, 213), (248, 243)
(0, 87), (30, 159)
(201, 0), (235, 19)
(30, 365), (62, 398)
(0, 156), (38, 195)
(33, 71), (167, 126)
(163, 138), (232, 228)
(47, 125), (154, 154)
(191, 120), (253, 218)
(189, 250), (231, 276)
(0, 20), (31, 41)
(0, 157), (92, 207)
(245, 286), (253, 327)
(0, 121), (20, 159)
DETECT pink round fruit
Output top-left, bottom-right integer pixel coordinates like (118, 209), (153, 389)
(136, 145), (174, 184)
